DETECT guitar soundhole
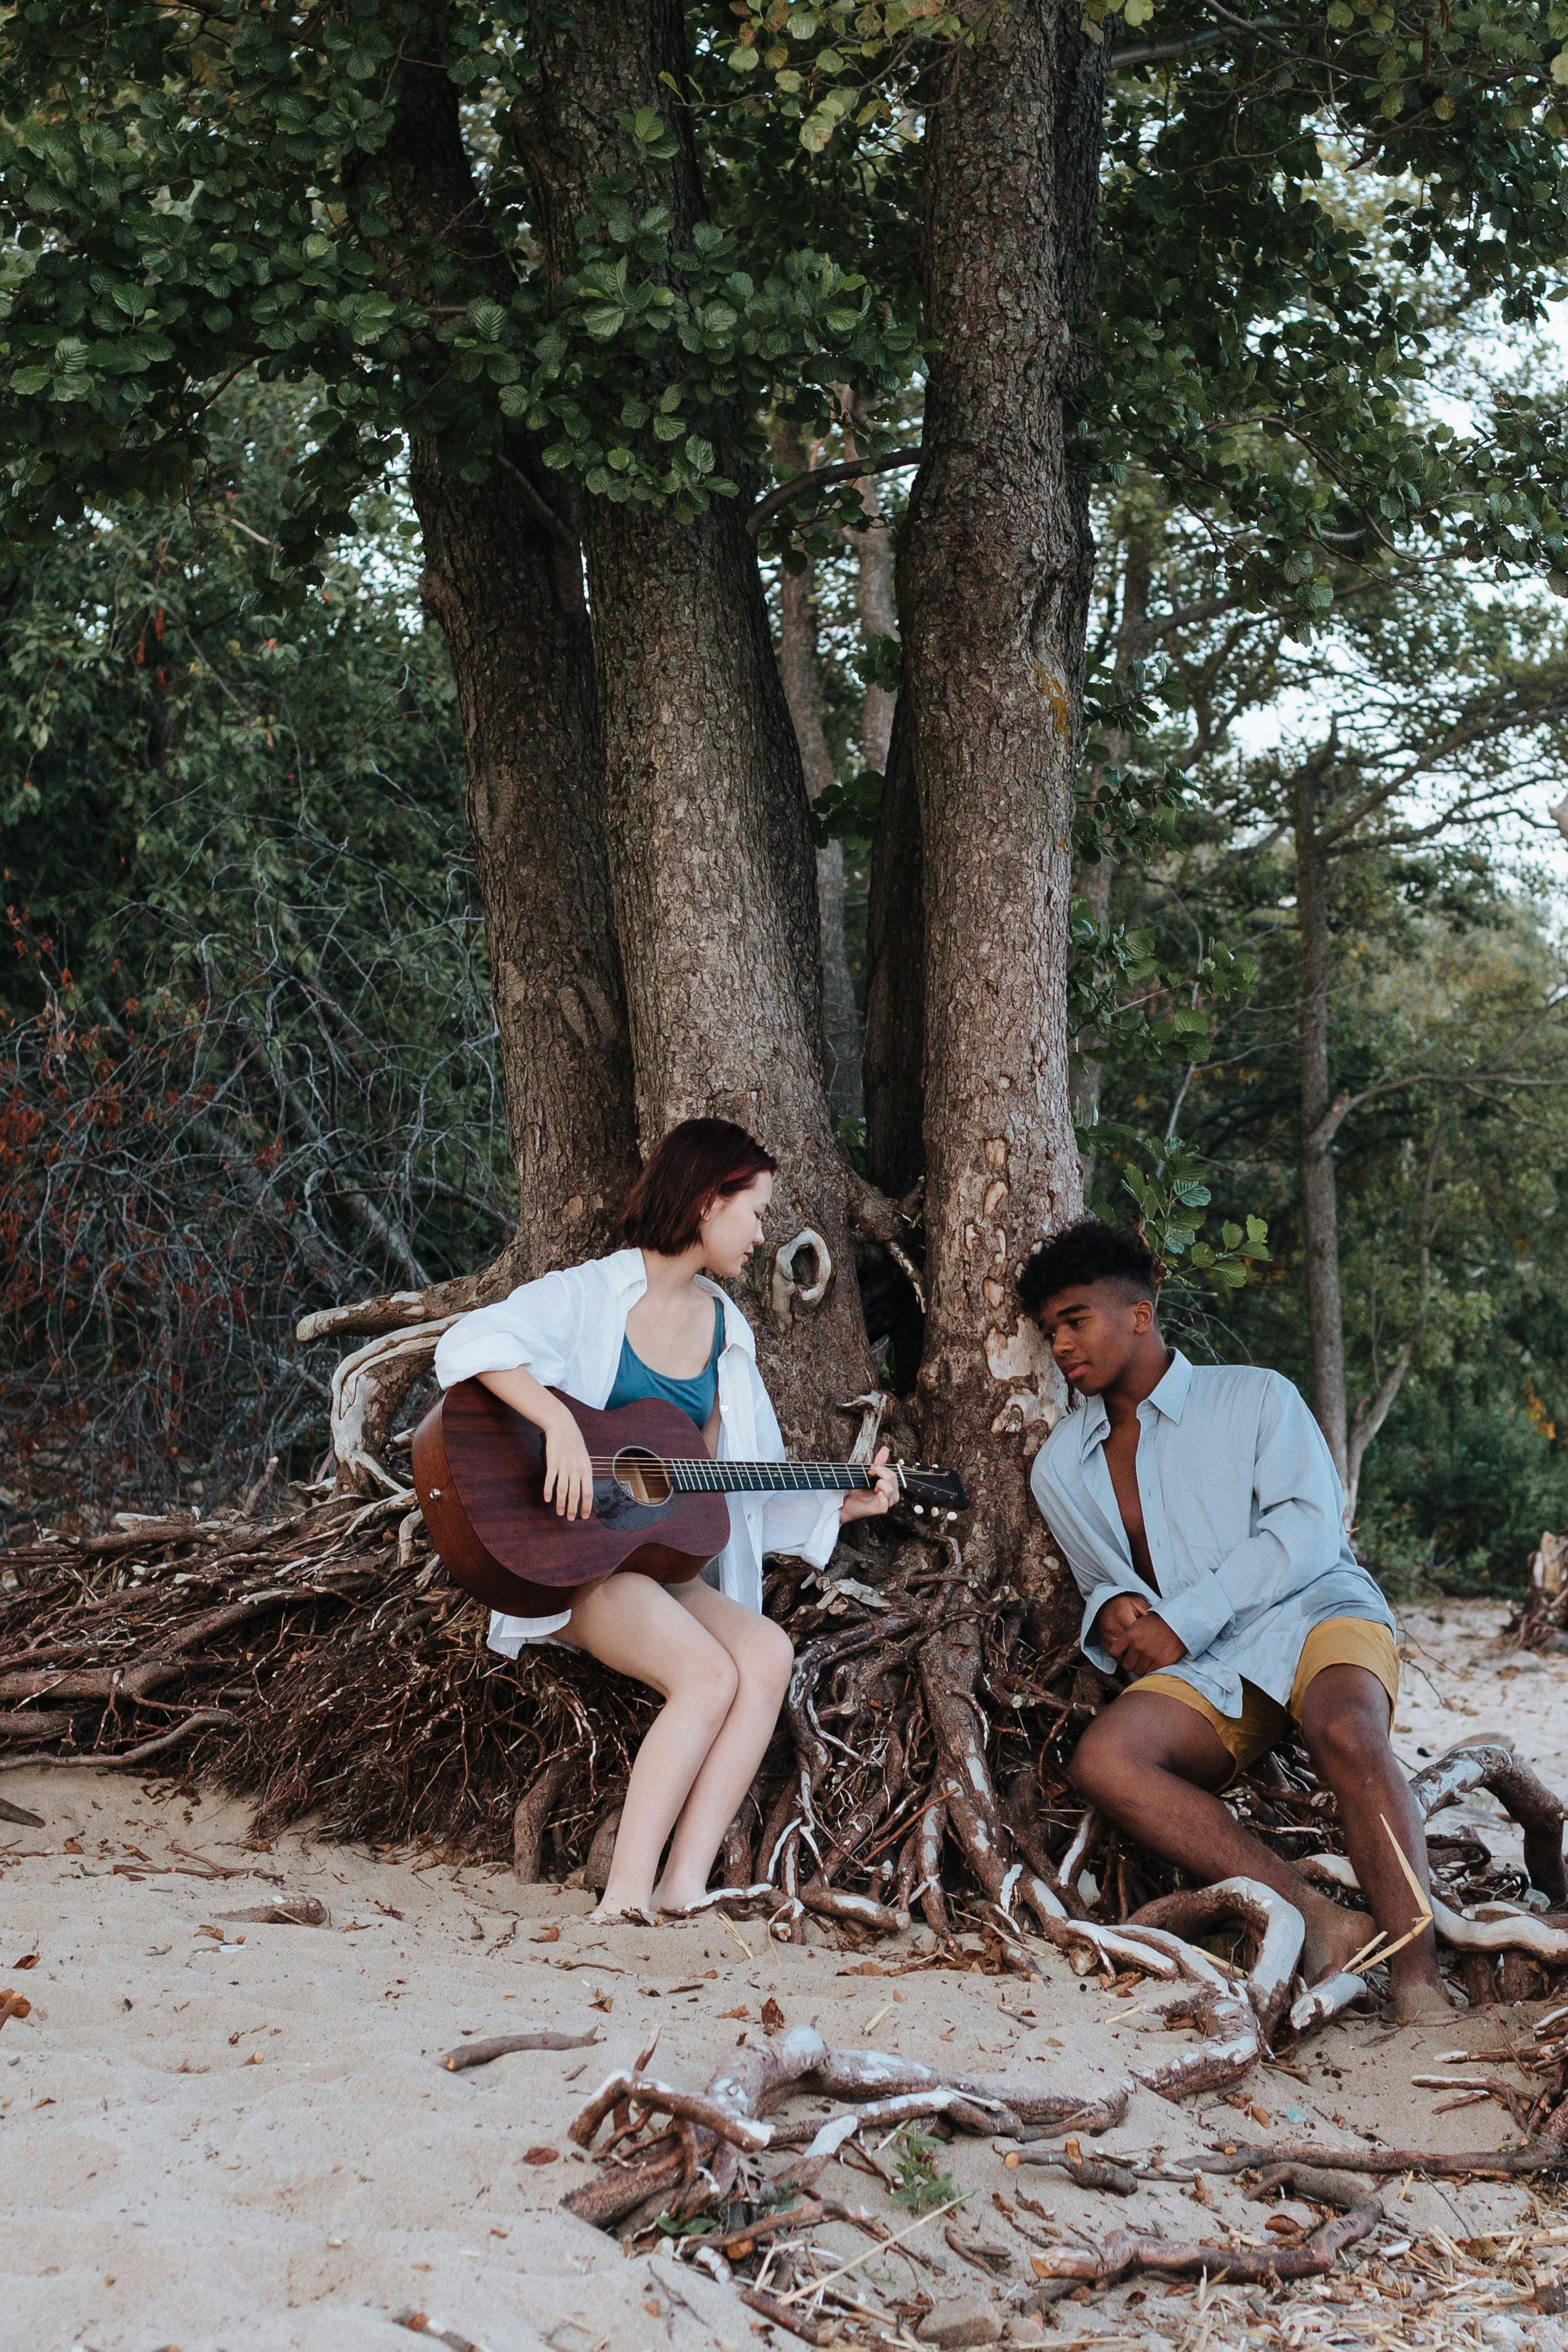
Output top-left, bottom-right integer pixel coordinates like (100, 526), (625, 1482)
(613, 1447), (673, 1506)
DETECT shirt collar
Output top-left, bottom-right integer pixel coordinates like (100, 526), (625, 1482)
(1145, 1349), (1192, 1422)
(1076, 1347), (1191, 1448)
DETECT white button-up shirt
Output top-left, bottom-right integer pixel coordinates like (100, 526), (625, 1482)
(432, 1248), (841, 1655)
(1029, 1350), (1395, 1717)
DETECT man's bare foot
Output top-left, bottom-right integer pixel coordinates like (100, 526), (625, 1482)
(1298, 1887), (1373, 1982)
(1388, 1974), (1459, 2024)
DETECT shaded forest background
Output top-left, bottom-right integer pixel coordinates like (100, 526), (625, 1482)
(6, 362), (1568, 1594)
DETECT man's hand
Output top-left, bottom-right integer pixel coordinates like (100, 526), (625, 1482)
(1093, 1590), (1188, 1679)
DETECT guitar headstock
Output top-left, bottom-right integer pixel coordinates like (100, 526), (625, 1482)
(894, 1463), (968, 1517)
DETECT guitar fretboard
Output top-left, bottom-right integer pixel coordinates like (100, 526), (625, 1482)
(665, 1460), (876, 1495)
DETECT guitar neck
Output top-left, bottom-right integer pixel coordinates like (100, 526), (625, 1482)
(666, 1460), (876, 1495)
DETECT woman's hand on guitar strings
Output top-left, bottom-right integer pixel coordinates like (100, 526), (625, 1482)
(837, 1444), (899, 1525)
(543, 1405), (596, 1520)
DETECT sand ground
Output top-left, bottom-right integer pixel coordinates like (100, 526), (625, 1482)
(3, 1597), (1568, 2352)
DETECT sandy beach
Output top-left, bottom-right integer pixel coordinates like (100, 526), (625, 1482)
(5, 1597), (1568, 2352)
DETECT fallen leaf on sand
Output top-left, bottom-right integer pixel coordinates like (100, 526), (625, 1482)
(530, 1925), (560, 1944)
(717, 2005), (749, 2020)
(760, 1997), (785, 2036)
(63, 1839), (83, 1856)
(523, 2146), (559, 2165)
(589, 1989), (613, 2014)
(10, 1953), (39, 1970)
(0, 1989), (33, 2027)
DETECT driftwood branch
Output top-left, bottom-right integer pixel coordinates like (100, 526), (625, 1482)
(439, 2025), (601, 2074)
(1029, 2162), (1382, 2288)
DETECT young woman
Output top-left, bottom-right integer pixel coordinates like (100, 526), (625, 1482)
(433, 1119), (896, 1922)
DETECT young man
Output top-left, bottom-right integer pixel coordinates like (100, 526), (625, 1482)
(1022, 1218), (1450, 2023)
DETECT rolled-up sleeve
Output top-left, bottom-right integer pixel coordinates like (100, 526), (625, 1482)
(432, 1270), (577, 1392)
(758, 1491), (841, 1570)
(1154, 1377), (1347, 1661)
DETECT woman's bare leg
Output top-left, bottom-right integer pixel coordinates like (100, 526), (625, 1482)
(651, 1580), (795, 1911)
(556, 1574), (740, 1919)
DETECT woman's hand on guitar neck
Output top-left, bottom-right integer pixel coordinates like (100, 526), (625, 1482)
(838, 1445), (898, 1524)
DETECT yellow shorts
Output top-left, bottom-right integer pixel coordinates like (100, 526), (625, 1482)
(1127, 1616), (1400, 1785)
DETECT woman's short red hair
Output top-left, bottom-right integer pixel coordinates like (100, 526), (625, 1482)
(622, 1119), (778, 1256)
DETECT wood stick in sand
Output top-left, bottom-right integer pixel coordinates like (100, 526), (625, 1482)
(438, 2025), (600, 2073)
(0, 1797), (44, 1827)
(219, 1896), (331, 1928)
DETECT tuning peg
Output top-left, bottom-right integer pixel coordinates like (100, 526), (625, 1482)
(913, 1503), (925, 1515)
(946, 1510), (958, 1522)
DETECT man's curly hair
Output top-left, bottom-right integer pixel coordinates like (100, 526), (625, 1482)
(1017, 1217), (1158, 1316)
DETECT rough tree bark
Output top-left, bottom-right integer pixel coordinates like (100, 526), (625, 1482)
(771, 424), (864, 1121)
(509, 2), (874, 1448)
(841, 403), (900, 778)
(338, 17), (638, 1293)
(895, 0), (1106, 1590)
(1070, 515), (1155, 1193)
(862, 693), (926, 1198)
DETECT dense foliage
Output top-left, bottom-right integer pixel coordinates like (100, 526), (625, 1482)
(1, 388), (505, 1510)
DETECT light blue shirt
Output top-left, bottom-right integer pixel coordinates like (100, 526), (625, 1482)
(1028, 1350), (1395, 1719)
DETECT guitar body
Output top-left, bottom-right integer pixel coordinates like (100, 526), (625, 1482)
(412, 1381), (733, 1618)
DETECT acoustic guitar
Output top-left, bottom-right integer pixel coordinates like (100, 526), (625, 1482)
(412, 1379), (968, 1618)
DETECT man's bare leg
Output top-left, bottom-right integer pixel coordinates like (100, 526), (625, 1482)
(1297, 1665), (1451, 2023)
(1069, 1692), (1378, 1985)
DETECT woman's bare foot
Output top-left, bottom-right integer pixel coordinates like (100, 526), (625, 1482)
(587, 1897), (654, 1926)
(649, 1878), (710, 1917)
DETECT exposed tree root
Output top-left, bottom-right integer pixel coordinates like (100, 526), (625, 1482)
(562, 2027), (1134, 2236)
(7, 1500), (1568, 2021)
(1408, 1739), (1567, 1904)
(1300, 1847), (1568, 1964)
(1128, 1875), (1305, 2041)
(1027, 2163), (1383, 2290)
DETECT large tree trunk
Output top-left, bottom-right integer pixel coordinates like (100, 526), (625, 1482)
(1292, 765), (1350, 1487)
(335, 22), (639, 1282)
(862, 695), (926, 1197)
(1070, 516), (1154, 1193)
(898, 0), (1105, 1593)
(772, 432), (864, 1122)
(509, 3), (873, 1448)
(842, 405), (900, 778)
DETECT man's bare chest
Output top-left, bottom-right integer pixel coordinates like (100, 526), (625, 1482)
(1102, 1423), (1159, 1592)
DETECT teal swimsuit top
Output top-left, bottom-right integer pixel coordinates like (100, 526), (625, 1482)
(605, 1298), (724, 1428)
